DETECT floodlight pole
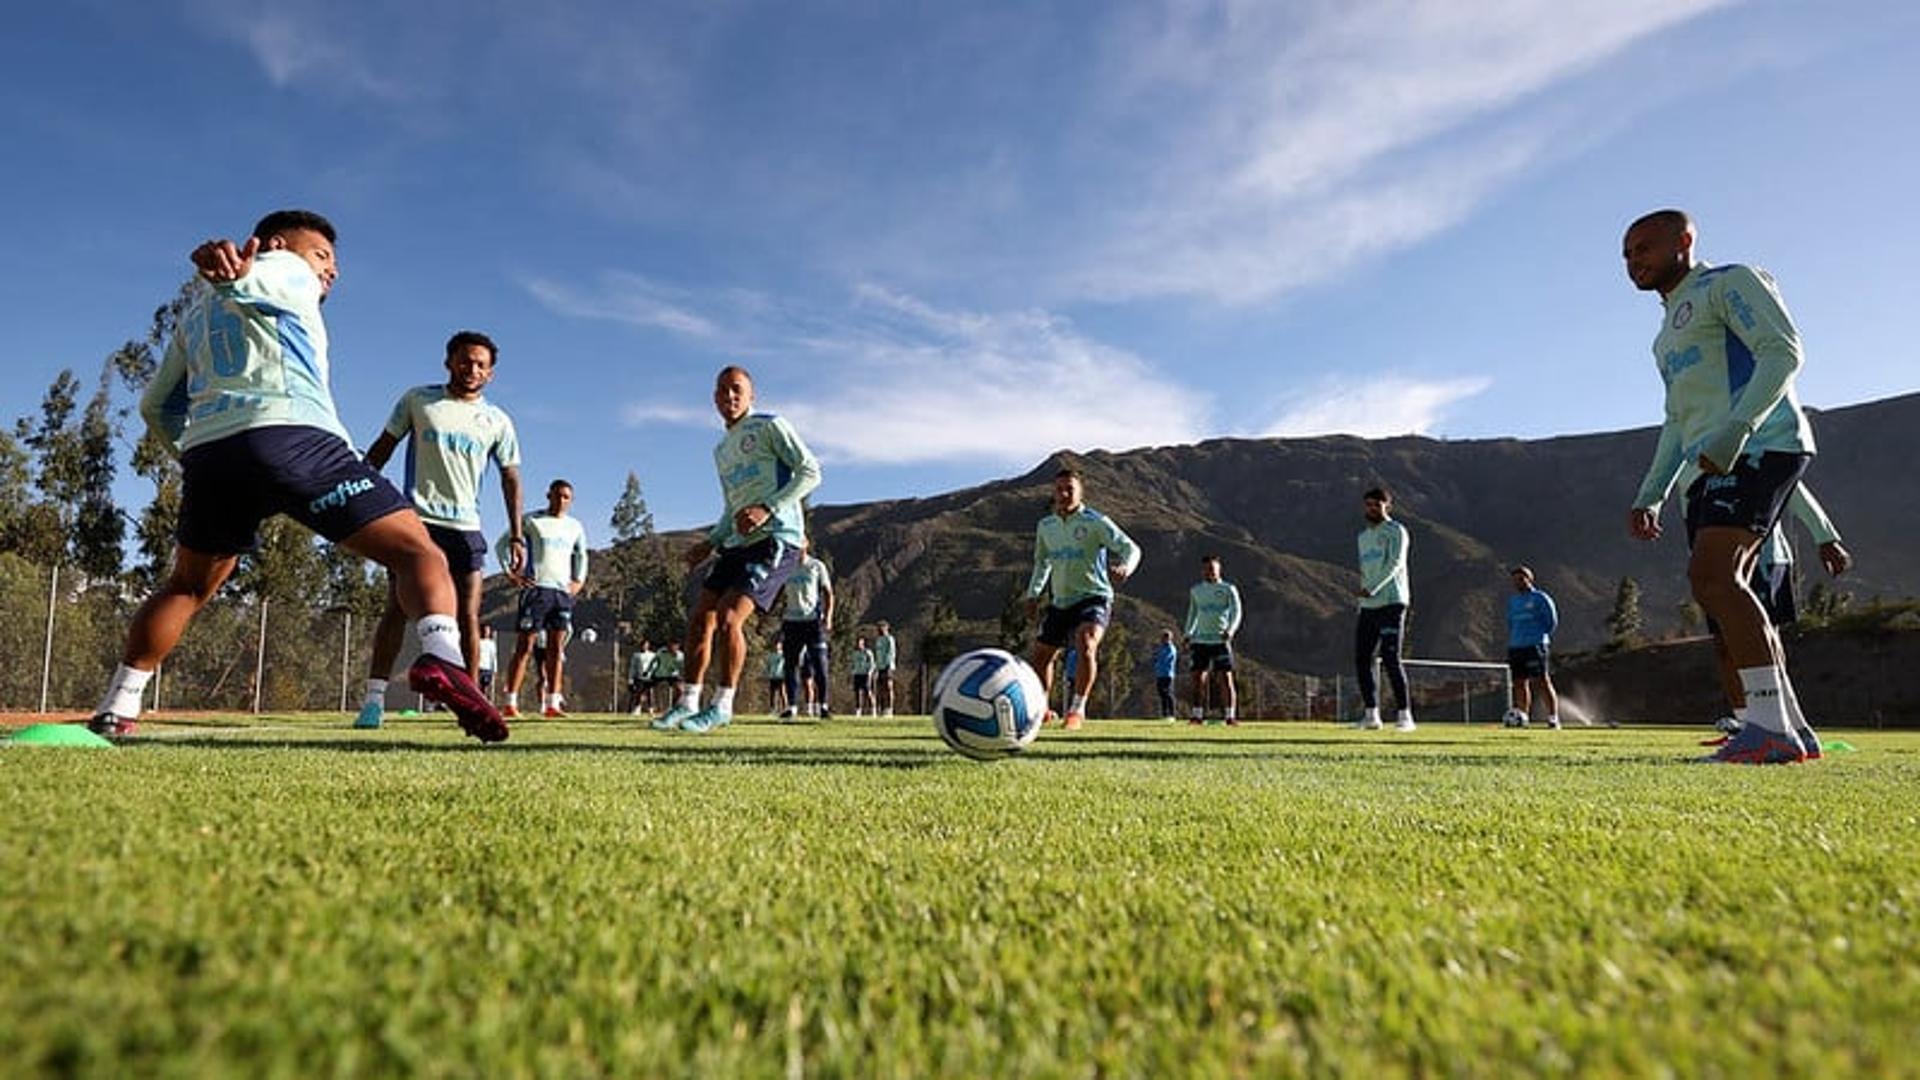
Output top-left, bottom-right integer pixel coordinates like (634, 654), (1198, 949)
(252, 598), (268, 715)
(339, 610), (352, 712)
(38, 561), (58, 713)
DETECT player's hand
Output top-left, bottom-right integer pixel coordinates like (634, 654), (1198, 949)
(683, 540), (714, 569)
(1819, 541), (1852, 577)
(192, 236), (258, 282)
(1110, 565), (1131, 585)
(733, 504), (771, 537)
(506, 536), (526, 575)
(568, 581), (584, 596)
(1628, 508), (1662, 541)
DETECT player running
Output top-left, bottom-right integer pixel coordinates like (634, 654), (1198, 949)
(654, 366), (822, 734)
(872, 621), (898, 717)
(1624, 209), (1821, 763)
(1504, 566), (1562, 729)
(1025, 467), (1141, 731)
(776, 543), (833, 721)
(1184, 555), (1243, 726)
(354, 331), (522, 730)
(91, 211), (504, 741)
(500, 480), (589, 718)
(477, 626), (499, 698)
(1355, 486), (1414, 732)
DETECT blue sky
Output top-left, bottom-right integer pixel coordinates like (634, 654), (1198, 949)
(3, 1), (1917, 539)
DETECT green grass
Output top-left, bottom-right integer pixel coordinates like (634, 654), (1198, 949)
(4, 715), (1919, 1078)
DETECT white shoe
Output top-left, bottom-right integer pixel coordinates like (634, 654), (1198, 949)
(1360, 713), (1384, 731)
(1394, 713), (1417, 733)
(628, 705), (644, 717)
(1546, 716), (1562, 730)
(882, 708), (893, 718)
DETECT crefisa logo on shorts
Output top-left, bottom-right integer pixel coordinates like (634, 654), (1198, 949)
(1672, 301), (1694, 329)
(309, 477), (376, 515)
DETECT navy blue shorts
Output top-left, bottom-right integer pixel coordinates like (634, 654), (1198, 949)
(177, 426), (410, 554)
(703, 537), (803, 612)
(781, 618), (827, 651)
(1189, 641), (1234, 672)
(1039, 597), (1111, 648)
(516, 586), (574, 633)
(1507, 644), (1550, 679)
(426, 524), (488, 577)
(1684, 451), (1811, 547)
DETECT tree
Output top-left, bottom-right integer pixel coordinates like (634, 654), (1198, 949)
(13, 369), (123, 579)
(1675, 599), (1704, 639)
(1098, 614), (1135, 718)
(1801, 581), (1852, 628)
(600, 472), (686, 645)
(110, 282), (196, 588)
(1605, 576), (1643, 651)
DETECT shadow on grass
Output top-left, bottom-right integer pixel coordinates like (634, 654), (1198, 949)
(123, 732), (1693, 770)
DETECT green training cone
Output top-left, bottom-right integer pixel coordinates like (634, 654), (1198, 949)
(5, 723), (114, 748)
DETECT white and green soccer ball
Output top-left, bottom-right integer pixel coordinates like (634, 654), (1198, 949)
(578, 627), (598, 644)
(1501, 708), (1530, 728)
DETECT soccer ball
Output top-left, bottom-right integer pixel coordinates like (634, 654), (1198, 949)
(578, 628), (598, 644)
(1501, 708), (1529, 728)
(932, 648), (1047, 761)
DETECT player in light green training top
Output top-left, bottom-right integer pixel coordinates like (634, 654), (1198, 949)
(354, 330), (523, 731)
(656, 366), (823, 734)
(872, 620), (898, 717)
(500, 479), (590, 718)
(1624, 209), (1820, 764)
(93, 211), (505, 744)
(1184, 554), (1243, 725)
(1025, 466), (1141, 730)
(1354, 486), (1414, 732)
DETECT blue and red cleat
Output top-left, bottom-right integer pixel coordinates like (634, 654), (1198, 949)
(1703, 723), (1806, 765)
(408, 654), (509, 743)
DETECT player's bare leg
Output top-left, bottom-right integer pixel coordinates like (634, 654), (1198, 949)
(341, 511), (505, 741)
(1690, 525), (1800, 761)
(1064, 621), (1104, 730)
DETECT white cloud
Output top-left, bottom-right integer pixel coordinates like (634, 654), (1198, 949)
(620, 402), (714, 428)
(1262, 374), (1493, 439)
(1056, 0), (1736, 304)
(523, 274), (721, 340)
(530, 274), (1211, 466)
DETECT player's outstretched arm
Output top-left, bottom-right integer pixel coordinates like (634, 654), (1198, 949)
(363, 431), (401, 471)
(499, 465), (525, 575)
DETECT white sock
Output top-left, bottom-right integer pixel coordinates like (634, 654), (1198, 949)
(1192, 707), (1204, 720)
(1737, 666), (1789, 733)
(680, 685), (702, 712)
(1779, 670), (1811, 732)
(1224, 706), (1236, 721)
(1069, 693), (1087, 714)
(416, 614), (464, 666)
(1365, 707), (1381, 722)
(1734, 706), (1749, 723)
(1548, 714), (1560, 725)
(505, 691), (518, 708)
(1397, 709), (1414, 723)
(98, 665), (154, 719)
(363, 678), (388, 708)
(714, 687), (736, 714)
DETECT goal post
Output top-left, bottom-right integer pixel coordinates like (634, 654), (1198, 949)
(1319, 657), (1511, 723)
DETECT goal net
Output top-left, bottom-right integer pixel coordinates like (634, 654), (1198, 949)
(1320, 658), (1512, 724)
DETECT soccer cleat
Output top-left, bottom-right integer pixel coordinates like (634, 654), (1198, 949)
(87, 712), (138, 738)
(1699, 733), (1733, 747)
(1063, 711), (1085, 731)
(819, 708), (834, 721)
(882, 709), (894, 718)
(1545, 717), (1561, 730)
(1189, 717), (1204, 726)
(628, 705), (645, 717)
(354, 701), (384, 730)
(651, 705), (694, 731)
(543, 705), (566, 719)
(778, 706), (798, 721)
(407, 654), (509, 743)
(503, 704), (521, 718)
(679, 706), (731, 734)
(1225, 718), (1241, 727)
(1704, 724), (1807, 765)
(1797, 726), (1823, 761)
(1394, 716), (1417, 733)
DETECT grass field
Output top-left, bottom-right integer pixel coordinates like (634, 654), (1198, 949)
(4, 714), (1919, 1078)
